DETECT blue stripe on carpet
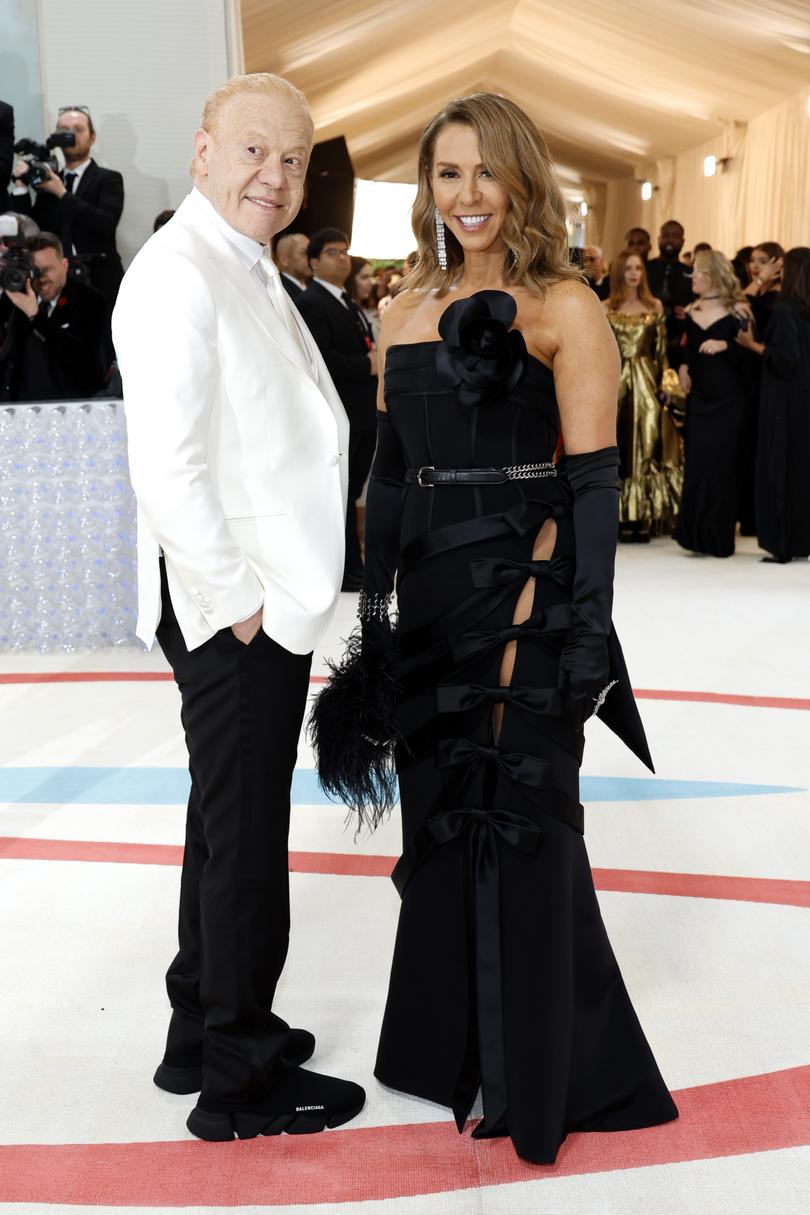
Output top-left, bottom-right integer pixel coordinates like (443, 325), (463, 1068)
(0, 768), (803, 806)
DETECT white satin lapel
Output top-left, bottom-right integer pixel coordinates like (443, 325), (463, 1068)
(286, 296), (324, 378)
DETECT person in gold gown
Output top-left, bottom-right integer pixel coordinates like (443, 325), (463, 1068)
(604, 250), (684, 540)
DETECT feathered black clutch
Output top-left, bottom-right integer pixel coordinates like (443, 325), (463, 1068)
(307, 629), (400, 832)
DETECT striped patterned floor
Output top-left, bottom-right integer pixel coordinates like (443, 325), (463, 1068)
(1, 535), (808, 1214)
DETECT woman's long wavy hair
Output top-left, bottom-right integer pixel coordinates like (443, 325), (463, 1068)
(693, 249), (746, 312)
(607, 250), (658, 311)
(781, 247), (810, 317)
(403, 94), (580, 298)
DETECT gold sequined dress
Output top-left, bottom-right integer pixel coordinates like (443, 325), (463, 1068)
(607, 310), (683, 531)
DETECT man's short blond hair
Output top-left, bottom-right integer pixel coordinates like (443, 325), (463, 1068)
(202, 73), (313, 137)
(190, 73), (314, 176)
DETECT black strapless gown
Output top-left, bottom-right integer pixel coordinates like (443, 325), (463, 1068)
(676, 314), (749, 557)
(374, 324), (678, 1164)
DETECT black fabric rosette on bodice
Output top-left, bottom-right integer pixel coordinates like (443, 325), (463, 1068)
(435, 291), (528, 406)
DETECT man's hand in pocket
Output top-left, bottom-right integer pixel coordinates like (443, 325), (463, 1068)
(231, 605), (263, 645)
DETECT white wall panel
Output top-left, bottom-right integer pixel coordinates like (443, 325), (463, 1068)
(35, 0), (242, 266)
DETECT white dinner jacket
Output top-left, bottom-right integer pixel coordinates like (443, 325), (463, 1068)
(112, 190), (350, 654)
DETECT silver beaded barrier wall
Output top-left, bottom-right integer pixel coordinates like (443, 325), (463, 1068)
(0, 401), (138, 652)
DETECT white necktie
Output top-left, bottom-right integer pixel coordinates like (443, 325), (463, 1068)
(259, 251), (312, 373)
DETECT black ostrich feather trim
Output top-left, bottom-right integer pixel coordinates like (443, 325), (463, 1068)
(307, 631), (400, 833)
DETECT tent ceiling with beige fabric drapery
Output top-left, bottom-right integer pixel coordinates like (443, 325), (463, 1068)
(241, 0), (810, 255)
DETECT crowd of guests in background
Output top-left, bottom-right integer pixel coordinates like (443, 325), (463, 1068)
(1, 94), (807, 571)
(583, 222), (810, 565)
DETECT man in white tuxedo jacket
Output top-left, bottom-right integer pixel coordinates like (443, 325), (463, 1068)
(112, 73), (365, 1142)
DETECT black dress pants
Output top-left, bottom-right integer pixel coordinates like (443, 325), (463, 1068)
(344, 424), (377, 579)
(156, 563), (312, 1103)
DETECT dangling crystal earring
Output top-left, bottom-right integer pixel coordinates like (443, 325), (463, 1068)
(435, 206), (447, 270)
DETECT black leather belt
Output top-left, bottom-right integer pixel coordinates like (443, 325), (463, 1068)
(405, 463), (557, 487)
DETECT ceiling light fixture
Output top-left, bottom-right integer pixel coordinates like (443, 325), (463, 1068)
(579, 201), (588, 217)
(640, 181), (653, 201)
(704, 155), (718, 177)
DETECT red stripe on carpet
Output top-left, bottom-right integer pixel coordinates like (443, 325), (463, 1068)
(0, 836), (184, 867)
(0, 671), (175, 683)
(0, 672), (807, 706)
(0, 671), (330, 685)
(0, 1064), (807, 1206)
(633, 688), (810, 711)
(2, 837), (808, 907)
(589, 867), (810, 908)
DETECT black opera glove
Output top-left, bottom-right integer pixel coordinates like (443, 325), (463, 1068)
(558, 446), (620, 714)
(308, 411), (405, 830)
(357, 410), (404, 660)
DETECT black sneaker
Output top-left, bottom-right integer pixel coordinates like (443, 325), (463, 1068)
(186, 1064), (365, 1140)
(153, 1028), (315, 1095)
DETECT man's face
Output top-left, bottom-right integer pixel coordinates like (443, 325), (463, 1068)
(311, 240), (350, 288)
(194, 91), (312, 245)
(57, 112), (95, 164)
(32, 248), (68, 301)
(279, 233), (310, 280)
(659, 223), (684, 258)
(582, 247), (604, 280)
(626, 229), (651, 260)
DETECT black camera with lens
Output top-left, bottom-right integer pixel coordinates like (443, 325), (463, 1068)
(13, 131), (76, 189)
(67, 254), (95, 285)
(0, 244), (41, 294)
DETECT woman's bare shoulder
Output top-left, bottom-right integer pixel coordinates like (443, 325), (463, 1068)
(525, 278), (608, 340)
(379, 289), (425, 342)
(380, 287), (449, 347)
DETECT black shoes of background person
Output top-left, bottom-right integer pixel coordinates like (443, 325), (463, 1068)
(186, 1064), (366, 1141)
(618, 526), (651, 544)
(153, 1028), (316, 1095)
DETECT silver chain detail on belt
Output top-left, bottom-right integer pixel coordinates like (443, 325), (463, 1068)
(502, 462), (557, 480)
(358, 590), (393, 622)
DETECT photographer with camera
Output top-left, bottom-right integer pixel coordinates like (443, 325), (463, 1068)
(0, 229), (107, 401)
(10, 106), (124, 320)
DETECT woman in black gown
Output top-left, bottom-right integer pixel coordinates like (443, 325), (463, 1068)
(737, 243), (784, 532)
(312, 93), (677, 1164)
(676, 251), (752, 557)
(738, 247), (810, 562)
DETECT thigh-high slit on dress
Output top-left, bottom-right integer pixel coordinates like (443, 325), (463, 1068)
(315, 291), (678, 1164)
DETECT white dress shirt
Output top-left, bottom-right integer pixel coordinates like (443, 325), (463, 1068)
(313, 276), (351, 308)
(63, 158), (92, 190)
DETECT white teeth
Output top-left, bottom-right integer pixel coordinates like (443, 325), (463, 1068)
(459, 215), (490, 230)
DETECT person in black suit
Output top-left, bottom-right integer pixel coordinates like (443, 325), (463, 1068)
(625, 227), (652, 263)
(10, 107), (124, 319)
(297, 228), (378, 590)
(0, 231), (107, 401)
(582, 245), (609, 300)
(0, 101), (13, 213)
(274, 231), (310, 301)
(645, 219), (694, 365)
